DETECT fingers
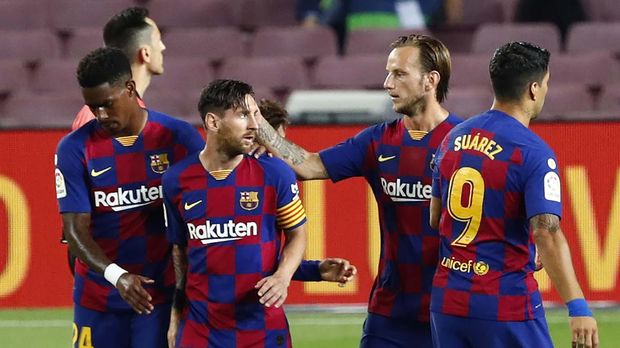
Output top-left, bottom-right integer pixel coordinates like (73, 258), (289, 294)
(257, 277), (288, 308)
(117, 274), (154, 314)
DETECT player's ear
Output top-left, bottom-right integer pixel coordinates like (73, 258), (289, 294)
(426, 71), (440, 92)
(529, 81), (538, 101)
(138, 45), (150, 64)
(205, 112), (219, 131)
(125, 80), (137, 97)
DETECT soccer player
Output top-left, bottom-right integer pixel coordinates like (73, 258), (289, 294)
(255, 34), (461, 347)
(71, 6), (165, 130)
(55, 47), (203, 348)
(63, 6), (167, 274)
(429, 41), (599, 348)
(163, 80), (308, 348)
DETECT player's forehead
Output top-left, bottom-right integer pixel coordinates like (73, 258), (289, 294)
(81, 82), (124, 103)
(145, 17), (161, 39)
(386, 46), (421, 71)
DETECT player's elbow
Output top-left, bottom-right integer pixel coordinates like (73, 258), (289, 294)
(429, 197), (441, 230)
(296, 153), (329, 180)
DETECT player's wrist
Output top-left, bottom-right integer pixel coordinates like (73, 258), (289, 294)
(103, 263), (128, 287)
(566, 298), (593, 317)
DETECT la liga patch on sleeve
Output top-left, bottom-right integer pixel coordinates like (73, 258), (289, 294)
(543, 171), (561, 202)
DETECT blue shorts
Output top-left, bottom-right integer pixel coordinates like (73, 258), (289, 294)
(360, 313), (432, 348)
(73, 302), (171, 348)
(430, 311), (553, 348)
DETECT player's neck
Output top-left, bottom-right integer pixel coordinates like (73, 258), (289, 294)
(491, 100), (531, 128)
(122, 108), (148, 136)
(131, 65), (151, 97)
(199, 145), (244, 172)
(402, 100), (449, 131)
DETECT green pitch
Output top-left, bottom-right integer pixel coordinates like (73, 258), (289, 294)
(0, 308), (617, 347)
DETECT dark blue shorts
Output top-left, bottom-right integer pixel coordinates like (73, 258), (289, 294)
(360, 313), (433, 348)
(73, 302), (171, 348)
(430, 311), (553, 348)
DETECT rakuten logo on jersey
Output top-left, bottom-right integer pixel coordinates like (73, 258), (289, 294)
(188, 220), (258, 245)
(93, 185), (163, 211)
(380, 177), (432, 202)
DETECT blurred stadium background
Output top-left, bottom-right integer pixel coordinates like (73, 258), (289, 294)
(1, 0), (619, 347)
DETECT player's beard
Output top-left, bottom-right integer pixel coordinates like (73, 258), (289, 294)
(396, 94), (427, 117)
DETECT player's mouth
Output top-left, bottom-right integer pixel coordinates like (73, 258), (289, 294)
(242, 133), (255, 143)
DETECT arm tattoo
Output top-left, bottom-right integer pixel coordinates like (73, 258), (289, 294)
(172, 245), (188, 311)
(530, 213), (560, 233)
(257, 119), (307, 166)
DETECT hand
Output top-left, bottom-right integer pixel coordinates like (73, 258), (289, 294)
(167, 309), (182, 348)
(250, 145), (269, 159)
(255, 273), (290, 308)
(534, 249), (544, 271)
(116, 273), (154, 314)
(319, 258), (357, 285)
(570, 316), (599, 348)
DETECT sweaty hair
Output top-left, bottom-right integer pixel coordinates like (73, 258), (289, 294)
(77, 47), (132, 88)
(258, 99), (289, 130)
(103, 7), (152, 61)
(390, 34), (451, 103)
(489, 41), (550, 102)
(198, 79), (254, 122)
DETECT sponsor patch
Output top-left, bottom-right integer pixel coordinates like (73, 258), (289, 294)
(544, 171), (561, 202)
(55, 168), (66, 198)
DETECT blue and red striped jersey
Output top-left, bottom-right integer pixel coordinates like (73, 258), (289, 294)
(431, 110), (562, 321)
(55, 110), (204, 312)
(162, 154), (306, 348)
(319, 115), (461, 322)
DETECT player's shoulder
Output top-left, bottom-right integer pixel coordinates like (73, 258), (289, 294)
(57, 119), (97, 152)
(255, 154), (294, 173)
(162, 152), (201, 185)
(147, 109), (195, 131)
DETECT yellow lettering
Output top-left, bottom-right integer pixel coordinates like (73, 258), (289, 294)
(476, 137), (489, 152)
(469, 133), (480, 150)
(454, 136), (462, 151)
(0, 175), (30, 297)
(78, 326), (94, 348)
(368, 186), (380, 280)
(566, 166), (620, 291)
(303, 181), (357, 294)
(488, 145), (503, 160)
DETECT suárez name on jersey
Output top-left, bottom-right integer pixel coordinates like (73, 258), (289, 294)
(188, 220), (258, 245)
(380, 177), (432, 202)
(93, 185), (162, 211)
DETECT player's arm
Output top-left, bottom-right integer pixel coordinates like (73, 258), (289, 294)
(168, 244), (187, 348)
(255, 115), (328, 180)
(256, 223), (307, 308)
(292, 258), (357, 284)
(429, 196), (441, 230)
(62, 213), (154, 314)
(531, 214), (599, 348)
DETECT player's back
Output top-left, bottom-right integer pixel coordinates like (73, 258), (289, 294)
(431, 109), (561, 321)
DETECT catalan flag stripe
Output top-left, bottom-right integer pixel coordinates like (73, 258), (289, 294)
(277, 209), (306, 230)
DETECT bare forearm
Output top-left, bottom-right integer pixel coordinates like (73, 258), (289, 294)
(532, 214), (584, 302)
(63, 213), (111, 274)
(275, 229), (307, 282)
(256, 118), (328, 179)
(171, 244), (188, 312)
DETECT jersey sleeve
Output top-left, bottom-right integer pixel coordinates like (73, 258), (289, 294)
(162, 171), (188, 246)
(55, 136), (91, 213)
(269, 159), (307, 231)
(318, 126), (376, 182)
(176, 120), (205, 154)
(523, 146), (563, 219)
(292, 260), (322, 281)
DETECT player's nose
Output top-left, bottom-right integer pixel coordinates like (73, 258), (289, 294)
(94, 107), (109, 119)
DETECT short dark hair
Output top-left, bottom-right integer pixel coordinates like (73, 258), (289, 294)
(198, 79), (254, 121)
(103, 7), (152, 60)
(259, 99), (289, 130)
(390, 34), (451, 103)
(489, 42), (550, 102)
(77, 47), (132, 88)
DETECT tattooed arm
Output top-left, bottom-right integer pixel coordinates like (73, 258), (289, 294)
(256, 116), (329, 180)
(531, 213), (598, 347)
(168, 244), (188, 348)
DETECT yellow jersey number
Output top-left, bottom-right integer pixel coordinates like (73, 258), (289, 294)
(72, 323), (95, 348)
(447, 167), (485, 247)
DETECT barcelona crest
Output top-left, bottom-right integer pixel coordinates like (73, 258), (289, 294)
(150, 153), (170, 174)
(240, 191), (260, 210)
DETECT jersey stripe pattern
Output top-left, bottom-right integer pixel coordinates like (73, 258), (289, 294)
(55, 110), (204, 312)
(431, 110), (562, 321)
(319, 115), (461, 322)
(163, 155), (306, 348)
